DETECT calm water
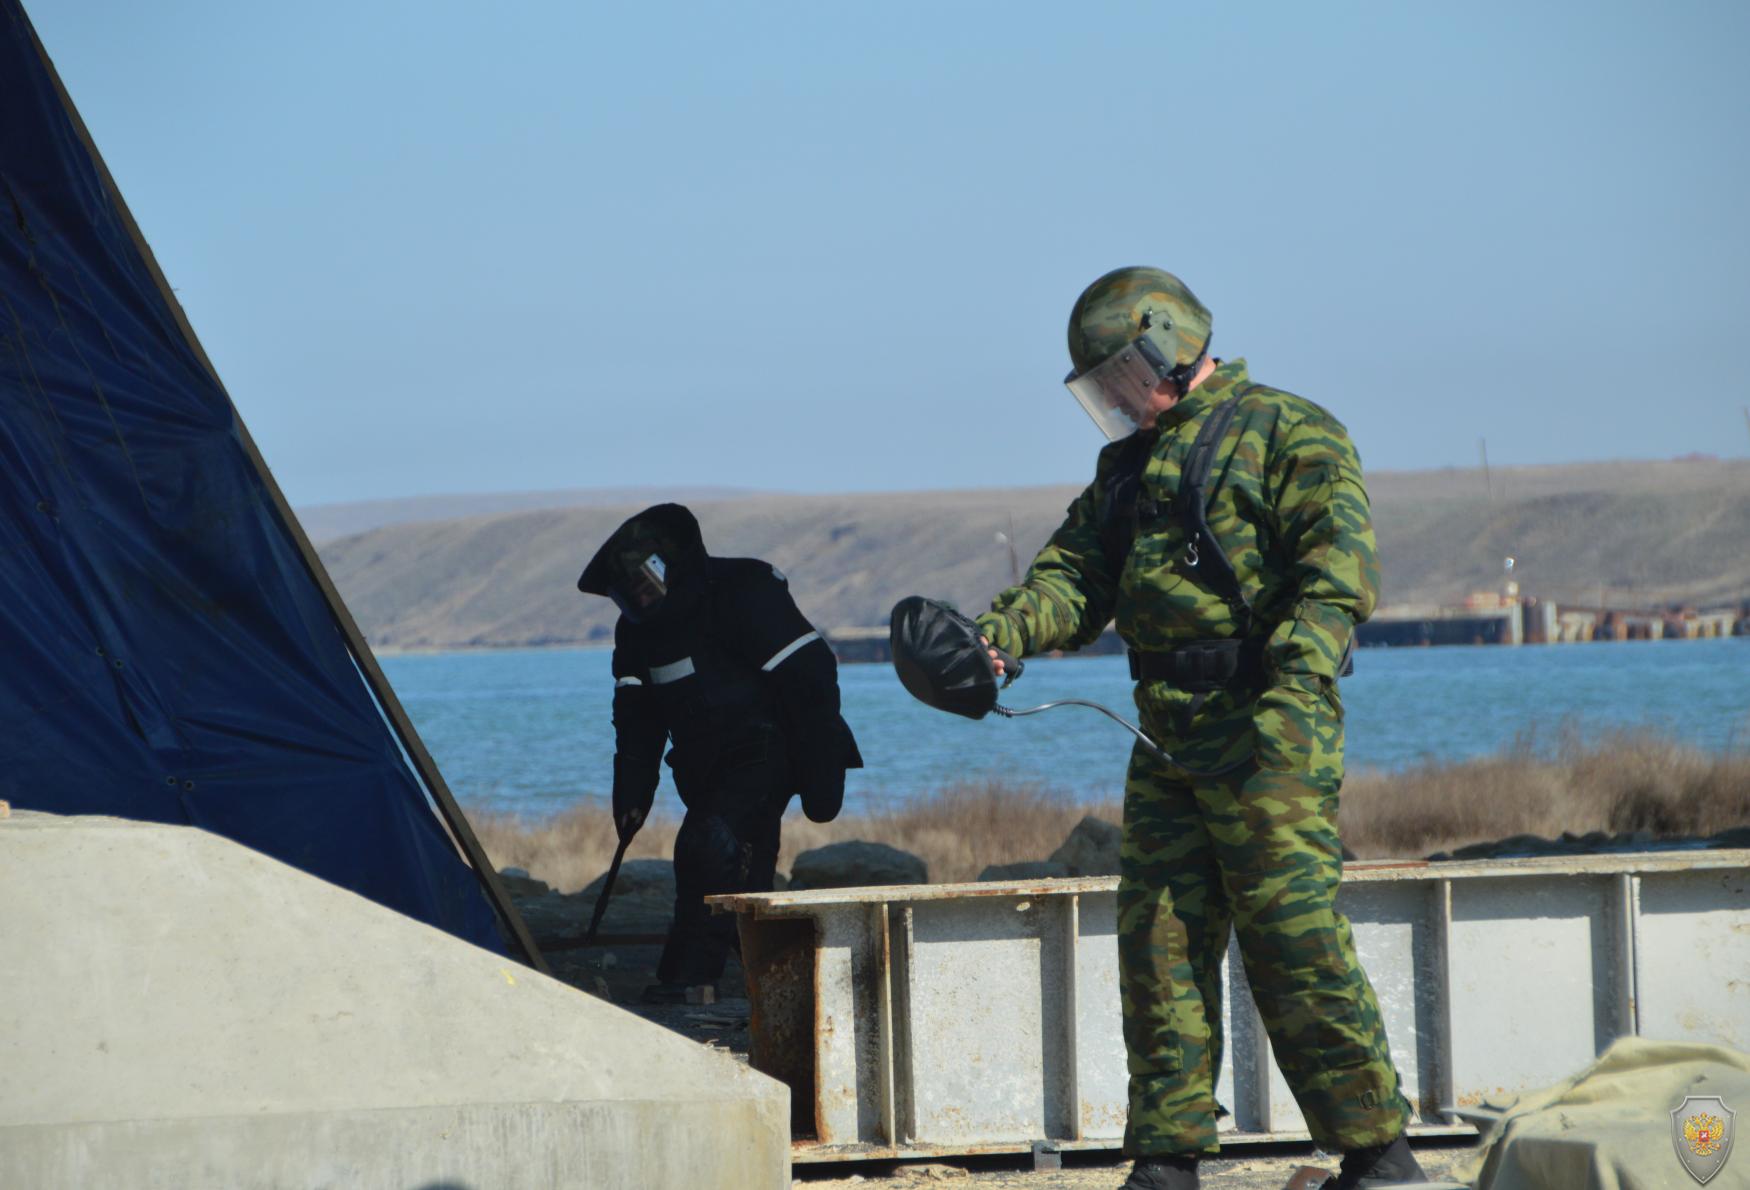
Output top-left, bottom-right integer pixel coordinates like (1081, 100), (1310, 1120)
(381, 638), (1750, 819)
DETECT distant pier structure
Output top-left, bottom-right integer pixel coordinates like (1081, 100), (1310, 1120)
(1360, 586), (1747, 649)
(826, 625), (893, 664)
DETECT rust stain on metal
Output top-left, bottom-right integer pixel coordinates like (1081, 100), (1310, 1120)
(1353, 852), (1750, 883)
(708, 876), (1122, 912)
(1082, 1100), (1126, 1133)
(792, 1139), (1049, 1164)
(1454, 1087), (1513, 1109)
(710, 851), (1750, 912)
(814, 943), (835, 1143)
(738, 912), (818, 1139)
(735, 853), (1745, 1161)
(819, 1076), (859, 1145)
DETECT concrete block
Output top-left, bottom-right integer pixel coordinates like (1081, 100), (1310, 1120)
(0, 811), (789, 1189)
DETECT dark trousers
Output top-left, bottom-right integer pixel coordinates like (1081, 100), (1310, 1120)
(657, 747), (786, 986)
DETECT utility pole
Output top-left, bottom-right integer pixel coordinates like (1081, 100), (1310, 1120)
(1478, 438), (1515, 595)
(995, 515), (1021, 586)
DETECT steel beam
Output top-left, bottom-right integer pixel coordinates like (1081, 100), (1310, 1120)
(712, 850), (1750, 1162)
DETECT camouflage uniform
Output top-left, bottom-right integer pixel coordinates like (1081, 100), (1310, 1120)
(977, 358), (1410, 1156)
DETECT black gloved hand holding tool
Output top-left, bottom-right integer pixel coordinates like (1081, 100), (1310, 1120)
(889, 595), (1244, 777)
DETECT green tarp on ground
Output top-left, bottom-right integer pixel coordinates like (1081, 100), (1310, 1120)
(1463, 1037), (1750, 1189)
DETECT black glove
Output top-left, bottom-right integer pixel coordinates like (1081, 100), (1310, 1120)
(611, 755), (655, 842)
(799, 762), (845, 824)
(612, 800), (646, 842)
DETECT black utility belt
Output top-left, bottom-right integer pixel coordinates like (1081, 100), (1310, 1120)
(1127, 639), (1264, 692)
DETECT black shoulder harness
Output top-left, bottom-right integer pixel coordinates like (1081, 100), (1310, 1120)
(1173, 391), (1252, 631)
(1100, 387), (1256, 631)
(1096, 430), (1161, 567)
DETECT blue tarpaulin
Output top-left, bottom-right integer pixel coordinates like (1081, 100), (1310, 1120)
(0, 1), (503, 952)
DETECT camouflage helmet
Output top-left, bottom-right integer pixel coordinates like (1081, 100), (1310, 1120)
(1066, 266), (1212, 377)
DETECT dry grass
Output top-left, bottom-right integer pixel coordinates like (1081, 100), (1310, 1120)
(472, 780), (1115, 893)
(472, 731), (1749, 891)
(1340, 727), (1750, 859)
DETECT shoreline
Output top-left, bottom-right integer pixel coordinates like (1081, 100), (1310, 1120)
(371, 641), (612, 658)
(368, 630), (1750, 662)
(471, 729), (1750, 892)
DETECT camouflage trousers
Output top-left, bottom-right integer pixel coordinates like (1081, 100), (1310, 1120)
(1117, 711), (1411, 1156)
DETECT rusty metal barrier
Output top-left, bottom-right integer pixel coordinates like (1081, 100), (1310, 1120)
(710, 850), (1750, 1163)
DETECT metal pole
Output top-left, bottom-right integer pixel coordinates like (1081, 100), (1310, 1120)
(581, 833), (633, 948)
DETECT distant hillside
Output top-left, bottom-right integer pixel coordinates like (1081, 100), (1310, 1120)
(307, 459), (1750, 650)
(1367, 458), (1750, 609)
(297, 486), (760, 542)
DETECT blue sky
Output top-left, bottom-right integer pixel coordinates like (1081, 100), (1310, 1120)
(31, 1), (1750, 506)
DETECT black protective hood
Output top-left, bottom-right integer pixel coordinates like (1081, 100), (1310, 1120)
(889, 596), (1009, 720)
(578, 503), (709, 624)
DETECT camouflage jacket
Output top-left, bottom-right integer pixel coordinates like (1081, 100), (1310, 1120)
(976, 359), (1380, 772)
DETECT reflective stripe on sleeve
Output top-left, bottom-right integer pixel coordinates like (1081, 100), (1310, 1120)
(761, 630), (822, 672)
(649, 657), (696, 685)
(614, 676), (643, 687)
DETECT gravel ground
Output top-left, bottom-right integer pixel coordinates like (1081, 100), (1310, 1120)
(791, 1141), (1479, 1189)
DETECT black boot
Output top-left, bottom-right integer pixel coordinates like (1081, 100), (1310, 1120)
(1119, 1154), (1200, 1190)
(1332, 1134), (1429, 1188)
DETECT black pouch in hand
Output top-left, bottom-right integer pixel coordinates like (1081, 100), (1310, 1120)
(889, 596), (1023, 721)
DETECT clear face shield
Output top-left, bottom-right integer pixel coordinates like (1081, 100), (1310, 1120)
(610, 551), (669, 621)
(1064, 335), (1174, 441)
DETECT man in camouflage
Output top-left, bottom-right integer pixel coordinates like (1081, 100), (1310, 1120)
(975, 268), (1426, 1189)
